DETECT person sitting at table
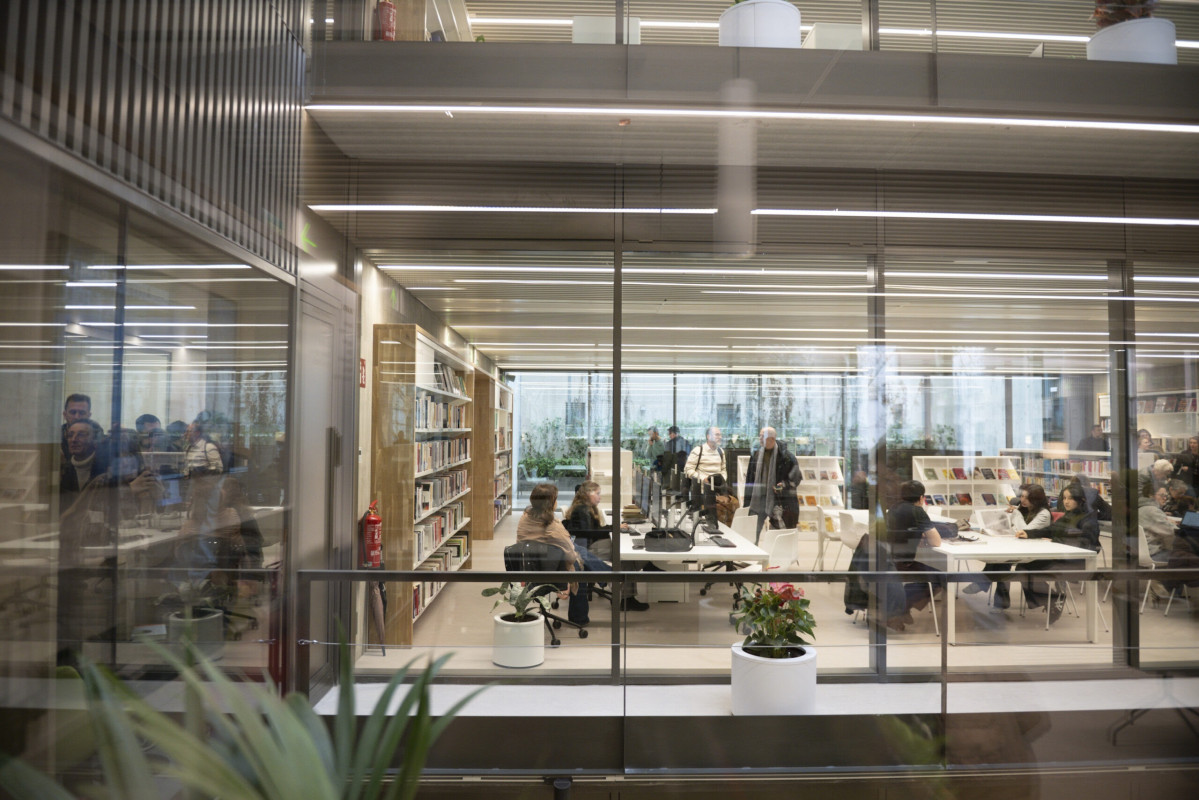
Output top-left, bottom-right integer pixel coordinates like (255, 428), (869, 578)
(519, 483), (621, 626)
(965, 484), (1052, 609)
(1138, 429), (1164, 460)
(562, 481), (646, 611)
(1138, 459), (1174, 507)
(1017, 484), (1099, 625)
(1060, 474), (1110, 521)
(1161, 478), (1194, 517)
(883, 480), (943, 630)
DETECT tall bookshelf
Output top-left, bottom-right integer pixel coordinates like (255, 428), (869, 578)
(911, 455), (1022, 520)
(1113, 388), (1199, 454)
(371, 325), (473, 646)
(471, 373), (513, 539)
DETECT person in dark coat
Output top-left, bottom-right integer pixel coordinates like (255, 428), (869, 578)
(744, 427), (801, 539)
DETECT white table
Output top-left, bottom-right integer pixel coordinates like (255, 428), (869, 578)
(620, 523), (768, 566)
(918, 533), (1099, 645)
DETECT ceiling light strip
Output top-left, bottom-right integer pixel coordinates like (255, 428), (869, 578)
(303, 104), (1199, 135)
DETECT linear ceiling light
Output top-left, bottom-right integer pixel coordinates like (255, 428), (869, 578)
(318, 203), (1199, 227)
(382, 265), (867, 277)
(880, 27), (1198, 48)
(304, 104), (1199, 135)
(87, 264), (250, 270)
(887, 270), (1107, 281)
(0, 264), (68, 271)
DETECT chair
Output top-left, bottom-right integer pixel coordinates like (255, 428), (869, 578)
(730, 514), (760, 542)
(503, 540), (588, 646)
(833, 512), (866, 571)
(560, 518), (615, 603)
(731, 506), (750, 521)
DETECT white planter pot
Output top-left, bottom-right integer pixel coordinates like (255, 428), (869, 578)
(492, 613), (544, 668)
(730, 642), (816, 715)
(167, 608), (225, 662)
(1087, 18), (1177, 65)
(719, 0), (802, 49)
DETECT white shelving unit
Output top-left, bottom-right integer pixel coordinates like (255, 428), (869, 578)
(999, 448), (1112, 501)
(795, 456), (845, 533)
(912, 455), (1022, 520)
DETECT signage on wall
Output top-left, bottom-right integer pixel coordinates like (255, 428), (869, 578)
(360, 358), (367, 389)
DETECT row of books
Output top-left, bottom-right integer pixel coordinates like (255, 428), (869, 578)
(923, 467), (1020, 482)
(414, 394), (470, 429)
(494, 475), (512, 498)
(411, 534), (469, 620)
(800, 469), (841, 482)
(415, 437), (470, 474)
(1137, 395), (1197, 414)
(797, 493), (843, 507)
(494, 451), (512, 475)
(431, 362), (468, 395)
(493, 496), (510, 524)
(414, 468), (469, 519)
(924, 491), (1014, 507)
(1020, 457), (1111, 479)
(799, 516), (837, 534)
(413, 501), (467, 565)
(494, 424), (510, 451)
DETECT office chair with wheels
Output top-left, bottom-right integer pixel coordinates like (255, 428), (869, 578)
(503, 540), (588, 646)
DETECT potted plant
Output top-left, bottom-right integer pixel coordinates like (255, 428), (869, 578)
(719, 0), (803, 49)
(729, 581), (817, 715)
(1088, 1), (1176, 64)
(0, 639), (484, 800)
(157, 577), (227, 661)
(482, 581), (555, 668)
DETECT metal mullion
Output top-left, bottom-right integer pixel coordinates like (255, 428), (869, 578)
(143, 0), (163, 199)
(612, 167), (623, 685)
(110, 0), (133, 181)
(102, 0), (121, 172)
(55, 0), (76, 146)
(36, 0), (57, 139)
(1108, 257), (1136, 669)
(17, 0), (38, 129)
(199, 0), (218, 229)
(127, 0), (148, 188)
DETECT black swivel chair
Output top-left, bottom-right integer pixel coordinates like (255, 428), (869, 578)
(561, 514), (615, 604)
(503, 540), (588, 646)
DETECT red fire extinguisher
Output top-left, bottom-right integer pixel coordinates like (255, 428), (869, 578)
(361, 500), (383, 568)
(374, 0), (397, 42)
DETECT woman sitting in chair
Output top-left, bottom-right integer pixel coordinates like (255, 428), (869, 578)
(1018, 484), (1098, 625)
(564, 481), (609, 556)
(518, 483), (610, 625)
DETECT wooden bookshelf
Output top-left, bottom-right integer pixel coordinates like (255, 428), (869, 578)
(471, 372), (513, 539)
(371, 324), (473, 646)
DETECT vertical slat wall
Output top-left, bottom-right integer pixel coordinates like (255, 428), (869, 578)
(0, 0), (305, 274)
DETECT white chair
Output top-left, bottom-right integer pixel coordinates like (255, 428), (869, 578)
(736, 530), (799, 574)
(732, 506), (750, 521)
(730, 514), (761, 543)
(833, 512), (865, 570)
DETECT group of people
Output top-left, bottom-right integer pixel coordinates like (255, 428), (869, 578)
(884, 478), (1103, 631)
(55, 393), (263, 666)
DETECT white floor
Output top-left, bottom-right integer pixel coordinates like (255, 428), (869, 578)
(353, 513), (1199, 680)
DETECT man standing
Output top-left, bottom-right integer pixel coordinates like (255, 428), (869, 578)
(642, 426), (667, 471)
(744, 427), (800, 538)
(684, 426), (726, 485)
(60, 393), (93, 458)
(1076, 424), (1107, 452)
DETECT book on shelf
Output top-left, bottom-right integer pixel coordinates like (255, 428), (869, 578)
(942, 469), (953, 480)
(932, 494), (947, 506)
(924, 468), (937, 480)
(827, 493), (842, 506)
(804, 495), (818, 506)
(923, 495), (935, 506)
(980, 467), (996, 480)
(981, 493), (997, 506)
(956, 493), (973, 505)
(804, 469), (817, 480)
(1155, 396), (1168, 413)
(819, 470), (829, 481)
(952, 467), (968, 480)
(996, 468), (1010, 480)
(972, 466), (983, 479)
(818, 495), (833, 505)
(1163, 396), (1178, 413)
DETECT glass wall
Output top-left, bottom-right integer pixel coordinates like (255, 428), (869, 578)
(0, 144), (291, 693)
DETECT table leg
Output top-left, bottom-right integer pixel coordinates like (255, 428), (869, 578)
(1087, 556), (1099, 642)
(946, 559), (958, 645)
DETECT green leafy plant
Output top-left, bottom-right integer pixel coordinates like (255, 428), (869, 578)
(0, 639), (483, 800)
(731, 581), (816, 659)
(1093, 1), (1158, 28)
(482, 581), (554, 622)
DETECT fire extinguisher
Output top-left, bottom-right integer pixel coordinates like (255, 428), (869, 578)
(360, 500), (382, 568)
(373, 0), (396, 42)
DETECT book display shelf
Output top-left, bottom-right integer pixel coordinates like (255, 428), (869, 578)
(911, 456), (1022, 520)
(736, 454), (844, 531)
(1107, 388), (1199, 454)
(471, 372), (513, 539)
(999, 448), (1113, 500)
(371, 325), (473, 645)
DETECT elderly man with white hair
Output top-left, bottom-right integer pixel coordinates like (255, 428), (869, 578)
(1139, 458), (1175, 500)
(743, 426), (801, 540)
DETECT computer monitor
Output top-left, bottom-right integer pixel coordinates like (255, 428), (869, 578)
(650, 479), (662, 528)
(638, 475), (651, 519)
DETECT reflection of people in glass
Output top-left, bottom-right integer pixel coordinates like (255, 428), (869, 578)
(60, 420), (107, 507)
(1076, 424), (1107, 452)
(1137, 428), (1163, 459)
(183, 419), (224, 477)
(60, 393), (94, 458)
(1173, 437), (1199, 495)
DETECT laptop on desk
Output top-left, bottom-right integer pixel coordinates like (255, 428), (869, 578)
(969, 508), (1014, 536)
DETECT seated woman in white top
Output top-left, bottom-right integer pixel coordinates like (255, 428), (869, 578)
(967, 484), (1052, 609)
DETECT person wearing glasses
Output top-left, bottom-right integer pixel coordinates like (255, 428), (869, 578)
(683, 426), (726, 485)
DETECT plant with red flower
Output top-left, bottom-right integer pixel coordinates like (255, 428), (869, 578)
(732, 580), (816, 659)
(1093, 1), (1159, 29)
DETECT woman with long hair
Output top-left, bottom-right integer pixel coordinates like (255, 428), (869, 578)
(967, 484), (1053, 609)
(518, 483), (612, 625)
(1019, 484), (1098, 624)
